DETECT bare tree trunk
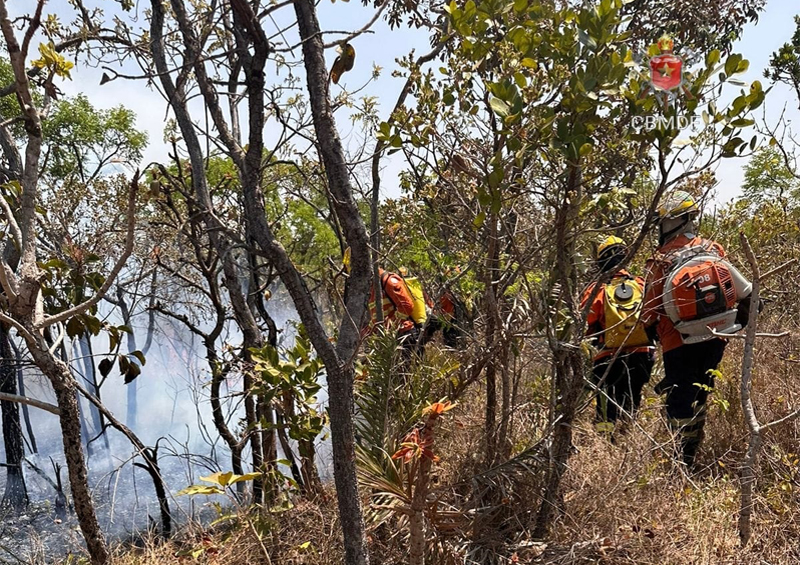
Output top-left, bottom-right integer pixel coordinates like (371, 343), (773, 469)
(483, 212), (500, 467)
(258, 398), (278, 497)
(275, 411), (305, 489)
(77, 335), (110, 452)
(534, 164), (584, 538)
(209, 355), (246, 491)
(116, 287), (138, 429)
(10, 339), (36, 453)
(28, 344), (109, 564)
(299, 437), (322, 496)
(534, 351), (583, 537)
(60, 341), (94, 460)
(498, 343), (512, 460)
(0, 324), (27, 510)
(738, 233), (762, 546)
(290, 1), (372, 560)
(409, 455), (432, 565)
(250, 250), (279, 500)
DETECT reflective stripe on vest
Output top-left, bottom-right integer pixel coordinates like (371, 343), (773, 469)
(369, 296), (409, 322)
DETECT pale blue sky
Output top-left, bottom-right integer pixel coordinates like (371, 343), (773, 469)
(715, 1), (800, 201)
(44, 0), (800, 203)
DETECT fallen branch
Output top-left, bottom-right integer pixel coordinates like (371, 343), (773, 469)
(0, 391), (60, 415)
(761, 258), (797, 281)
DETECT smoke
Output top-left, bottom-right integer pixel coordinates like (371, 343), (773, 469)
(0, 284), (335, 562)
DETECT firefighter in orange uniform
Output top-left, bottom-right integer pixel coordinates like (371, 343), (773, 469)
(369, 267), (419, 346)
(342, 247), (421, 352)
(581, 236), (654, 439)
(642, 191), (753, 467)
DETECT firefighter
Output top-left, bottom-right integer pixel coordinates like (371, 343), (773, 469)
(344, 249), (423, 352)
(642, 191), (752, 467)
(581, 236), (654, 440)
(370, 266), (421, 350)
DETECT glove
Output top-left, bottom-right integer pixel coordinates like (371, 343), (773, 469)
(736, 294), (762, 328)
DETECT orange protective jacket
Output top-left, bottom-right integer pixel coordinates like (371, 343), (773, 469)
(642, 234), (726, 353)
(581, 269), (653, 361)
(367, 269), (416, 334)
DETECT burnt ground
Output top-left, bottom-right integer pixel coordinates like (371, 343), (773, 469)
(0, 446), (224, 564)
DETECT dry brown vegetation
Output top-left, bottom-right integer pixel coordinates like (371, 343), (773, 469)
(87, 310), (800, 565)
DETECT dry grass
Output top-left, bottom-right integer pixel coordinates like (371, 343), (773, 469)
(105, 496), (345, 565)
(538, 318), (800, 565)
(95, 318), (800, 565)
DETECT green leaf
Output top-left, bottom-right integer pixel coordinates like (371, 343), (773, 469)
(109, 331), (119, 352)
(201, 471), (234, 487)
(118, 353), (130, 375)
(706, 49), (720, 67)
(724, 54), (742, 77)
(124, 361), (141, 384)
(736, 59), (750, 74)
(177, 484), (224, 496)
(130, 350), (146, 366)
(729, 118), (754, 128)
(488, 168), (503, 189)
(66, 317), (84, 339)
(489, 97), (510, 117)
(463, 0), (476, 18)
(98, 358), (114, 378)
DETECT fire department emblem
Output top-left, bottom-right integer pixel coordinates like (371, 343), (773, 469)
(649, 35), (683, 92)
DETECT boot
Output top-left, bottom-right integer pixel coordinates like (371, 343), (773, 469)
(680, 426), (705, 468)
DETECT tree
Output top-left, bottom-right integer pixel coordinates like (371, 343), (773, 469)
(0, 324), (26, 509)
(386, 0), (764, 541)
(128, 0), (385, 560)
(742, 147), (800, 207)
(0, 2), (142, 561)
(766, 15), (800, 108)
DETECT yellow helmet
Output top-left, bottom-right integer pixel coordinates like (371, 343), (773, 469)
(598, 235), (626, 256)
(657, 190), (699, 220)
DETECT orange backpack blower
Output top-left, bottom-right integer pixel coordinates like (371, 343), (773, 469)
(662, 248), (752, 344)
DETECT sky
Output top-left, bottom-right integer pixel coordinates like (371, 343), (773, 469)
(42, 0), (800, 204)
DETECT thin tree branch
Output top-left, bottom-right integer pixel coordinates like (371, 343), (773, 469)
(0, 391), (59, 415)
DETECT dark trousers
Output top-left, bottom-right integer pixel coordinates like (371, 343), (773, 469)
(656, 338), (726, 466)
(421, 315), (463, 349)
(397, 325), (423, 360)
(592, 351), (654, 433)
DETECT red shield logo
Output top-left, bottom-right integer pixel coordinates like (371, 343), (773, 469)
(649, 53), (683, 92)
